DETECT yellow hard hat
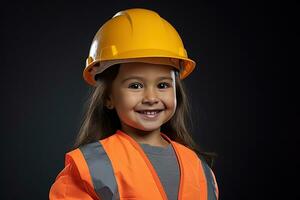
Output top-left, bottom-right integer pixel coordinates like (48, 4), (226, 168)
(83, 8), (196, 86)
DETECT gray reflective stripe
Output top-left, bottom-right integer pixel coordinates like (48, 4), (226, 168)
(79, 141), (119, 200)
(199, 157), (217, 200)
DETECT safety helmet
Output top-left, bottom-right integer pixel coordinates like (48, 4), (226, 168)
(83, 8), (196, 86)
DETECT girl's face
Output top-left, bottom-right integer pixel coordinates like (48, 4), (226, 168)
(106, 62), (177, 134)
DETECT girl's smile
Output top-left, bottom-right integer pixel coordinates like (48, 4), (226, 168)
(136, 109), (164, 120)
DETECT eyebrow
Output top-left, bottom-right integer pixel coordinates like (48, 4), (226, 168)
(121, 76), (173, 83)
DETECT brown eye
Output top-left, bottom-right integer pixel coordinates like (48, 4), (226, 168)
(158, 82), (170, 89)
(128, 82), (143, 89)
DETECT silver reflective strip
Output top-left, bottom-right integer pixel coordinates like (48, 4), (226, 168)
(199, 157), (217, 200)
(80, 141), (119, 200)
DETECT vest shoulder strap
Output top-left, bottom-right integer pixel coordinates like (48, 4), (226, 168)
(173, 142), (218, 200)
(66, 141), (120, 200)
(65, 147), (101, 200)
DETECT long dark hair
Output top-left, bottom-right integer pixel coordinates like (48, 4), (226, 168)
(72, 64), (218, 167)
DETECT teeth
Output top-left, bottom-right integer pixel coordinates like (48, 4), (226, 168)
(143, 111), (157, 115)
(139, 110), (160, 115)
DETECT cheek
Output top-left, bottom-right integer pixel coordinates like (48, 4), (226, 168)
(163, 91), (177, 110)
(114, 90), (140, 110)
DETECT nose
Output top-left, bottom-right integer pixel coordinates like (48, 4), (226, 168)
(142, 88), (159, 105)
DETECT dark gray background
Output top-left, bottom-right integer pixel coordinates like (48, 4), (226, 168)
(0, 0), (293, 199)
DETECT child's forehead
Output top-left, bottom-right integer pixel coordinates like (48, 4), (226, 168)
(119, 62), (176, 75)
(114, 63), (176, 83)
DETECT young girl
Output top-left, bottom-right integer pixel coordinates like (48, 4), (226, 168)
(49, 8), (219, 200)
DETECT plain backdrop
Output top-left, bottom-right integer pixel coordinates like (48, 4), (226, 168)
(0, 0), (293, 199)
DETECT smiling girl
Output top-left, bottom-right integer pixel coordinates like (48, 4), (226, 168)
(49, 8), (219, 200)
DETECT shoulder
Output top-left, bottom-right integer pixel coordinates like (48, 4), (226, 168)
(49, 146), (101, 199)
(171, 141), (205, 168)
(65, 140), (107, 169)
(171, 141), (215, 166)
(169, 141), (215, 166)
(171, 141), (219, 199)
(171, 142), (218, 183)
(66, 140), (116, 182)
(171, 141), (199, 157)
(67, 141), (104, 158)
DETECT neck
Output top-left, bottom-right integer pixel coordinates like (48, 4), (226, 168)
(120, 124), (170, 148)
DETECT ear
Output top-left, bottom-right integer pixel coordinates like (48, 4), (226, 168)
(105, 94), (114, 109)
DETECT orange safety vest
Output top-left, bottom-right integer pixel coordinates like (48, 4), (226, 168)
(49, 129), (219, 200)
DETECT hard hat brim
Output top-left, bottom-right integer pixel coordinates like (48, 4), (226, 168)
(83, 56), (196, 86)
(83, 49), (196, 86)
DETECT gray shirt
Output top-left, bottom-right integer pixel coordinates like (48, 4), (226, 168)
(139, 143), (179, 200)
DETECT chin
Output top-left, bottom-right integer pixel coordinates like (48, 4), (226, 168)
(140, 127), (160, 132)
(133, 125), (161, 132)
